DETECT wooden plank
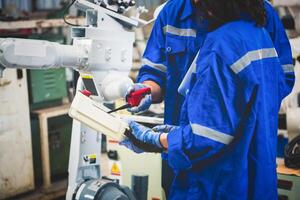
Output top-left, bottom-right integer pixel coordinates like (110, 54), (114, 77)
(32, 104), (70, 117)
(0, 18), (85, 30)
(38, 115), (51, 189)
(277, 158), (300, 177)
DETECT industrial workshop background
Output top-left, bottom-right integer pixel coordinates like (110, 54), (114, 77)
(0, 0), (300, 200)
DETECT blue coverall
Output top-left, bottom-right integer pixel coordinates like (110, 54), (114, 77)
(167, 20), (292, 199)
(137, 0), (294, 198)
(137, 0), (294, 129)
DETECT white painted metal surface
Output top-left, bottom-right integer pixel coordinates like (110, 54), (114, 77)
(0, 69), (34, 199)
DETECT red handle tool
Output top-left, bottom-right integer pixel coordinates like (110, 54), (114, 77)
(108, 87), (151, 114)
(126, 87), (151, 107)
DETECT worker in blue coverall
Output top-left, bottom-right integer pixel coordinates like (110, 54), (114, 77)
(125, 0), (295, 198)
(121, 0), (295, 199)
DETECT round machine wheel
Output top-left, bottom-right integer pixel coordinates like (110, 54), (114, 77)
(74, 179), (136, 200)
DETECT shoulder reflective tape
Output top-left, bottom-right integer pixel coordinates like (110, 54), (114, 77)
(282, 64), (294, 73)
(231, 48), (278, 74)
(163, 25), (196, 37)
(142, 58), (167, 73)
(191, 123), (234, 145)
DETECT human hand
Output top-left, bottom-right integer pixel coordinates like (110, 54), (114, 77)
(126, 83), (152, 113)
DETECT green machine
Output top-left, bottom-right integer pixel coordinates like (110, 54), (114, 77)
(27, 33), (68, 110)
(278, 173), (300, 200)
(31, 115), (72, 186)
(28, 68), (68, 110)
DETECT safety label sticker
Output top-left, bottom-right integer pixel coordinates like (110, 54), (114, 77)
(80, 73), (93, 79)
(111, 162), (121, 176)
(109, 160), (123, 184)
(83, 154), (97, 164)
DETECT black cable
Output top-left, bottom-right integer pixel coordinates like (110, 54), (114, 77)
(63, 0), (80, 26)
(285, 135), (300, 169)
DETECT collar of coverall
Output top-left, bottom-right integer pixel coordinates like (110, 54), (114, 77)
(180, 0), (196, 20)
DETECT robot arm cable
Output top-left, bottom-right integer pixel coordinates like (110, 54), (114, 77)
(63, 0), (81, 27)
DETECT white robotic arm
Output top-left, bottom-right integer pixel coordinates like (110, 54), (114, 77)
(0, 38), (87, 70)
(0, 0), (165, 102)
(0, 36), (134, 102)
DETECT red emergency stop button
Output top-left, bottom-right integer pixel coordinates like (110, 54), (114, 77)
(80, 89), (92, 97)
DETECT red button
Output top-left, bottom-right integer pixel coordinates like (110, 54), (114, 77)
(80, 90), (92, 97)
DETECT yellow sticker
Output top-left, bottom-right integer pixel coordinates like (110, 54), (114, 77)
(90, 154), (97, 159)
(83, 154), (97, 164)
(111, 162), (121, 176)
(80, 73), (93, 79)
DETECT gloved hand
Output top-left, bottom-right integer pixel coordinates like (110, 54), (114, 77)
(129, 121), (162, 147)
(120, 121), (164, 153)
(152, 124), (178, 133)
(119, 139), (145, 154)
(126, 83), (152, 113)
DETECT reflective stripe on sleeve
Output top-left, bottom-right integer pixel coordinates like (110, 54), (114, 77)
(142, 58), (167, 73)
(282, 64), (294, 73)
(163, 25), (196, 37)
(191, 123), (234, 145)
(191, 62), (197, 73)
(231, 48), (278, 74)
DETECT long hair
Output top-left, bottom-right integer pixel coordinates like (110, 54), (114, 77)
(195, 0), (266, 30)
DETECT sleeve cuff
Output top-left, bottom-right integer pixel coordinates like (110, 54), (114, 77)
(137, 66), (166, 88)
(167, 127), (192, 170)
(137, 74), (165, 89)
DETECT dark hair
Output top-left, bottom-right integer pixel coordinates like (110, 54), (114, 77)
(195, 0), (266, 30)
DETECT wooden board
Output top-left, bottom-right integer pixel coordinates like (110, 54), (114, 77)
(277, 158), (300, 177)
(0, 18), (85, 30)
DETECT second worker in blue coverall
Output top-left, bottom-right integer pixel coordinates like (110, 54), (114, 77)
(121, 0), (295, 199)
(126, 0), (295, 198)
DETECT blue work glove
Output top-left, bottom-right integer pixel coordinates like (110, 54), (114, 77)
(119, 139), (145, 154)
(129, 121), (162, 147)
(120, 121), (164, 153)
(152, 124), (178, 133)
(127, 83), (152, 113)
